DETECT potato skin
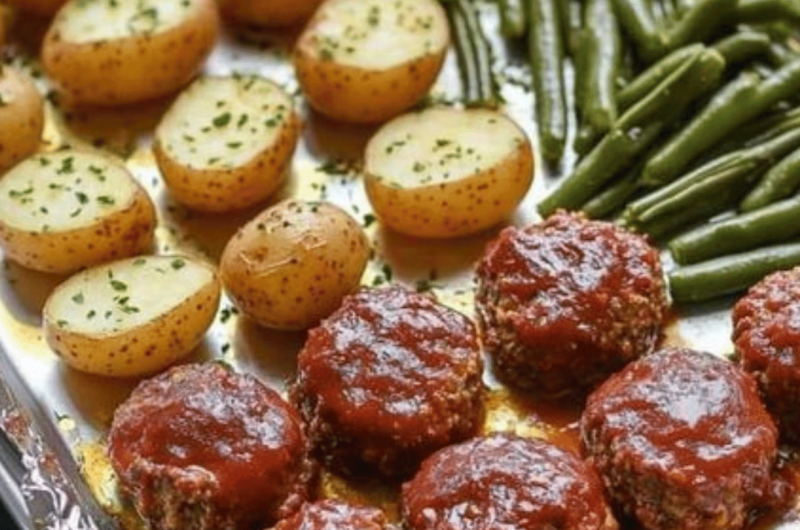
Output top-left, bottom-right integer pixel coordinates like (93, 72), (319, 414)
(0, 183), (156, 274)
(44, 261), (221, 377)
(7, 0), (68, 17)
(154, 112), (300, 213)
(365, 139), (534, 239)
(0, 67), (44, 173)
(220, 200), (370, 330)
(218, 0), (323, 27)
(41, 0), (220, 107)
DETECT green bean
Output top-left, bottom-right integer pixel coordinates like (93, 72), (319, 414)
(670, 194), (800, 264)
(454, 0), (499, 108)
(556, 0), (582, 57)
(577, 0), (621, 133)
(741, 147), (800, 211)
(611, 0), (668, 60)
(574, 123), (603, 157)
(582, 165), (642, 219)
(497, 0), (527, 38)
(446, 3), (483, 105)
(539, 123), (665, 216)
(616, 43), (704, 112)
(726, 105), (800, 150)
(528, 0), (567, 163)
(713, 31), (771, 66)
(735, 0), (800, 23)
(538, 47), (724, 216)
(767, 42), (795, 67)
(664, 0), (734, 52)
(640, 57), (800, 187)
(626, 127), (800, 222)
(669, 241), (800, 302)
(640, 187), (742, 240)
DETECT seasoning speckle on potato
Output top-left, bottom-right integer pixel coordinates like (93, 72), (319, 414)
(44, 255), (221, 377)
(294, 0), (450, 123)
(220, 199), (370, 330)
(0, 66), (44, 174)
(42, 0), (219, 106)
(365, 107), (534, 238)
(0, 150), (156, 274)
(154, 75), (300, 213)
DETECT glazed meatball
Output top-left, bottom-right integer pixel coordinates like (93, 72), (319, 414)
(734, 266), (800, 442)
(291, 286), (484, 477)
(109, 363), (315, 530)
(581, 348), (792, 530)
(272, 500), (388, 530)
(475, 211), (668, 397)
(401, 434), (618, 530)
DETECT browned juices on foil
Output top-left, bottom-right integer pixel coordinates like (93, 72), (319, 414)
(734, 266), (800, 443)
(581, 348), (795, 530)
(475, 211), (668, 397)
(401, 433), (618, 530)
(291, 285), (484, 478)
(272, 499), (389, 530)
(109, 363), (315, 530)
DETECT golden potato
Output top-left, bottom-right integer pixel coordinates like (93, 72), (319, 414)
(154, 75), (300, 213)
(294, 0), (449, 123)
(0, 66), (44, 173)
(44, 255), (221, 377)
(218, 0), (323, 27)
(220, 199), (370, 330)
(364, 107), (534, 238)
(0, 150), (157, 274)
(7, 0), (68, 17)
(42, 0), (220, 106)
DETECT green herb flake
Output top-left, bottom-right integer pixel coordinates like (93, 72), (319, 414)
(213, 112), (232, 127)
(110, 280), (128, 292)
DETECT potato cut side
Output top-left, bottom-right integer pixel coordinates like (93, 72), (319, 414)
(44, 255), (221, 377)
(301, 0), (448, 70)
(0, 152), (138, 231)
(55, 0), (199, 43)
(0, 66), (45, 172)
(365, 107), (534, 238)
(157, 75), (294, 172)
(42, 0), (219, 106)
(0, 150), (156, 273)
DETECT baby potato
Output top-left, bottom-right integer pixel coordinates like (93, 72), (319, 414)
(220, 199), (370, 330)
(0, 150), (157, 274)
(44, 255), (221, 377)
(0, 66), (45, 173)
(41, 0), (219, 107)
(218, 0), (323, 27)
(7, 0), (68, 17)
(294, 0), (449, 124)
(364, 107), (534, 238)
(154, 75), (300, 213)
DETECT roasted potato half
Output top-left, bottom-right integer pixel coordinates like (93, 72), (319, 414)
(44, 255), (221, 377)
(0, 151), (157, 274)
(218, 0), (323, 27)
(294, 0), (449, 123)
(364, 107), (534, 238)
(7, 0), (68, 17)
(220, 199), (370, 330)
(42, 0), (220, 106)
(0, 66), (45, 173)
(154, 75), (300, 213)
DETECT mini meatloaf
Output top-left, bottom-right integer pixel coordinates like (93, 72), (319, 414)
(401, 434), (618, 530)
(272, 500), (388, 530)
(475, 210), (668, 396)
(734, 266), (800, 442)
(109, 363), (315, 530)
(291, 285), (484, 477)
(581, 348), (792, 530)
